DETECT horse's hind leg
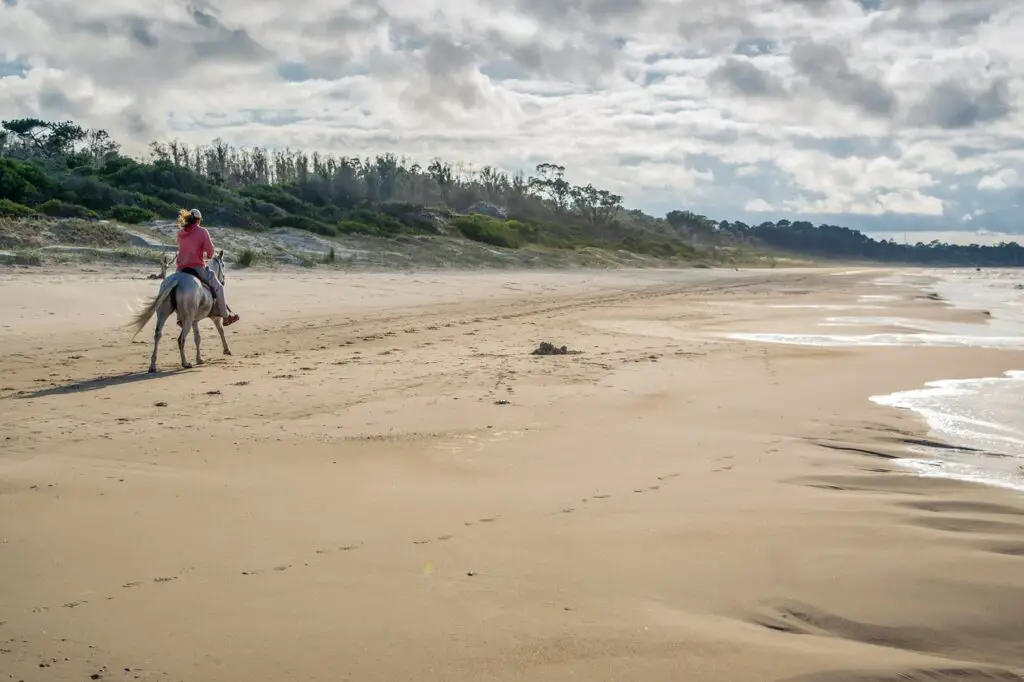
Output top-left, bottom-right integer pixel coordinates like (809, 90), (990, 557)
(212, 317), (232, 356)
(178, 316), (194, 369)
(193, 321), (204, 365)
(149, 311), (167, 373)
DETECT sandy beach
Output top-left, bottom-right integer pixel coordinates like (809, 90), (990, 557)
(2, 265), (1024, 682)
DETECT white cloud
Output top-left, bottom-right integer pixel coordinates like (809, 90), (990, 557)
(745, 198), (773, 212)
(978, 167), (1020, 189)
(1, 0), (1023, 233)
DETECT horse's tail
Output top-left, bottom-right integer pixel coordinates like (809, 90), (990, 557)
(127, 277), (178, 340)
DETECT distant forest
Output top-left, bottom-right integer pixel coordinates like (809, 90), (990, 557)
(1, 117), (1021, 266)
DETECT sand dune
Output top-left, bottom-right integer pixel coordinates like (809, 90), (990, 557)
(1, 265), (1023, 681)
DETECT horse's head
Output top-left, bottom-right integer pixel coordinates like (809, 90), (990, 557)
(209, 249), (227, 285)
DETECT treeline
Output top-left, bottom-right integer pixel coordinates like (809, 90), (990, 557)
(0, 117), (698, 259)
(662, 212), (1024, 267)
(1, 117), (1022, 266)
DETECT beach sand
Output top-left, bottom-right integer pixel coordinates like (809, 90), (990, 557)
(1, 266), (1023, 681)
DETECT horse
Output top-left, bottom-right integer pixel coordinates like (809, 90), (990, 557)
(127, 250), (233, 373)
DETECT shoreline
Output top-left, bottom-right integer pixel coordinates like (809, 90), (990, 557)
(721, 267), (1024, 493)
(3, 266), (1024, 681)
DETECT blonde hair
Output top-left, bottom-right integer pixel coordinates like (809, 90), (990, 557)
(177, 208), (200, 229)
(176, 209), (193, 229)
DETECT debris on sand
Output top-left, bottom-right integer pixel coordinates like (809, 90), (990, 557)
(531, 341), (580, 356)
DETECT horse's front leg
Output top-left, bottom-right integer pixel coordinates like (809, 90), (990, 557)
(178, 316), (193, 369)
(149, 311), (167, 373)
(193, 321), (203, 365)
(212, 317), (232, 356)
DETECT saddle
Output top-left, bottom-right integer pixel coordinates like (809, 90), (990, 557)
(180, 267), (217, 299)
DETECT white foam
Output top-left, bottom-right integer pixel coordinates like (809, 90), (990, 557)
(770, 304), (886, 310)
(818, 316), (923, 329)
(730, 269), (1024, 350)
(892, 456), (1024, 493)
(871, 371), (1024, 492)
(725, 331), (1024, 350)
(871, 372), (1024, 452)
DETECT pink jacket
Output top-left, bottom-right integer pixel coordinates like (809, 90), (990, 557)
(177, 225), (214, 270)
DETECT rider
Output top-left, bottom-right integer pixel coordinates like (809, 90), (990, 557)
(175, 208), (240, 327)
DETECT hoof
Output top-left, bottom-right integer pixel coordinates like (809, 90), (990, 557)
(223, 349), (232, 356)
(196, 358), (205, 365)
(148, 367), (157, 374)
(182, 363), (193, 370)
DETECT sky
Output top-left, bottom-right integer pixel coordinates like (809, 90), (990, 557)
(0, 0), (1022, 235)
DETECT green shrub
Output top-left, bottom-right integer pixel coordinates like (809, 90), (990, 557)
(269, 214), (337, 236)
(240, 184), (316, 215)
(0, 249), (43, 266)
(137, 194), (178, 217)
(336, 219), (373, 235)
(451, 214), (520, 249)
(106, 204), (156, 224)
(58, 173), (135, 211)
(344, 207), (407, 235)
(0, 158), (55, 204)
(0, 199), (35, 217)
(37, 199), (96, 219)
(235, 248), (257, 267)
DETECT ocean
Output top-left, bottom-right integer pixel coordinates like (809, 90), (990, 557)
(730, 269), (1024, 493)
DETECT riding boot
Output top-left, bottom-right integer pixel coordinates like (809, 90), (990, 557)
(207, 274), (239, 326)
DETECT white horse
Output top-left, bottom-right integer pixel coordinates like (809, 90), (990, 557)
(128, 251), (233, 372)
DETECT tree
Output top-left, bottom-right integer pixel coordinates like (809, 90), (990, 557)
(571, 183), (622, 225)
(529, 163), (571, 211)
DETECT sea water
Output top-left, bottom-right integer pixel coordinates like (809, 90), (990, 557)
(729, 269), (1024, 492)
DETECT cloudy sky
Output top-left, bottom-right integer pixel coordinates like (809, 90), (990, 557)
(1, 0), (1022, 234)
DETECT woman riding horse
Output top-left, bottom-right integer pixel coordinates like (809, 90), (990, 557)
(176, 208), (240, 327)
